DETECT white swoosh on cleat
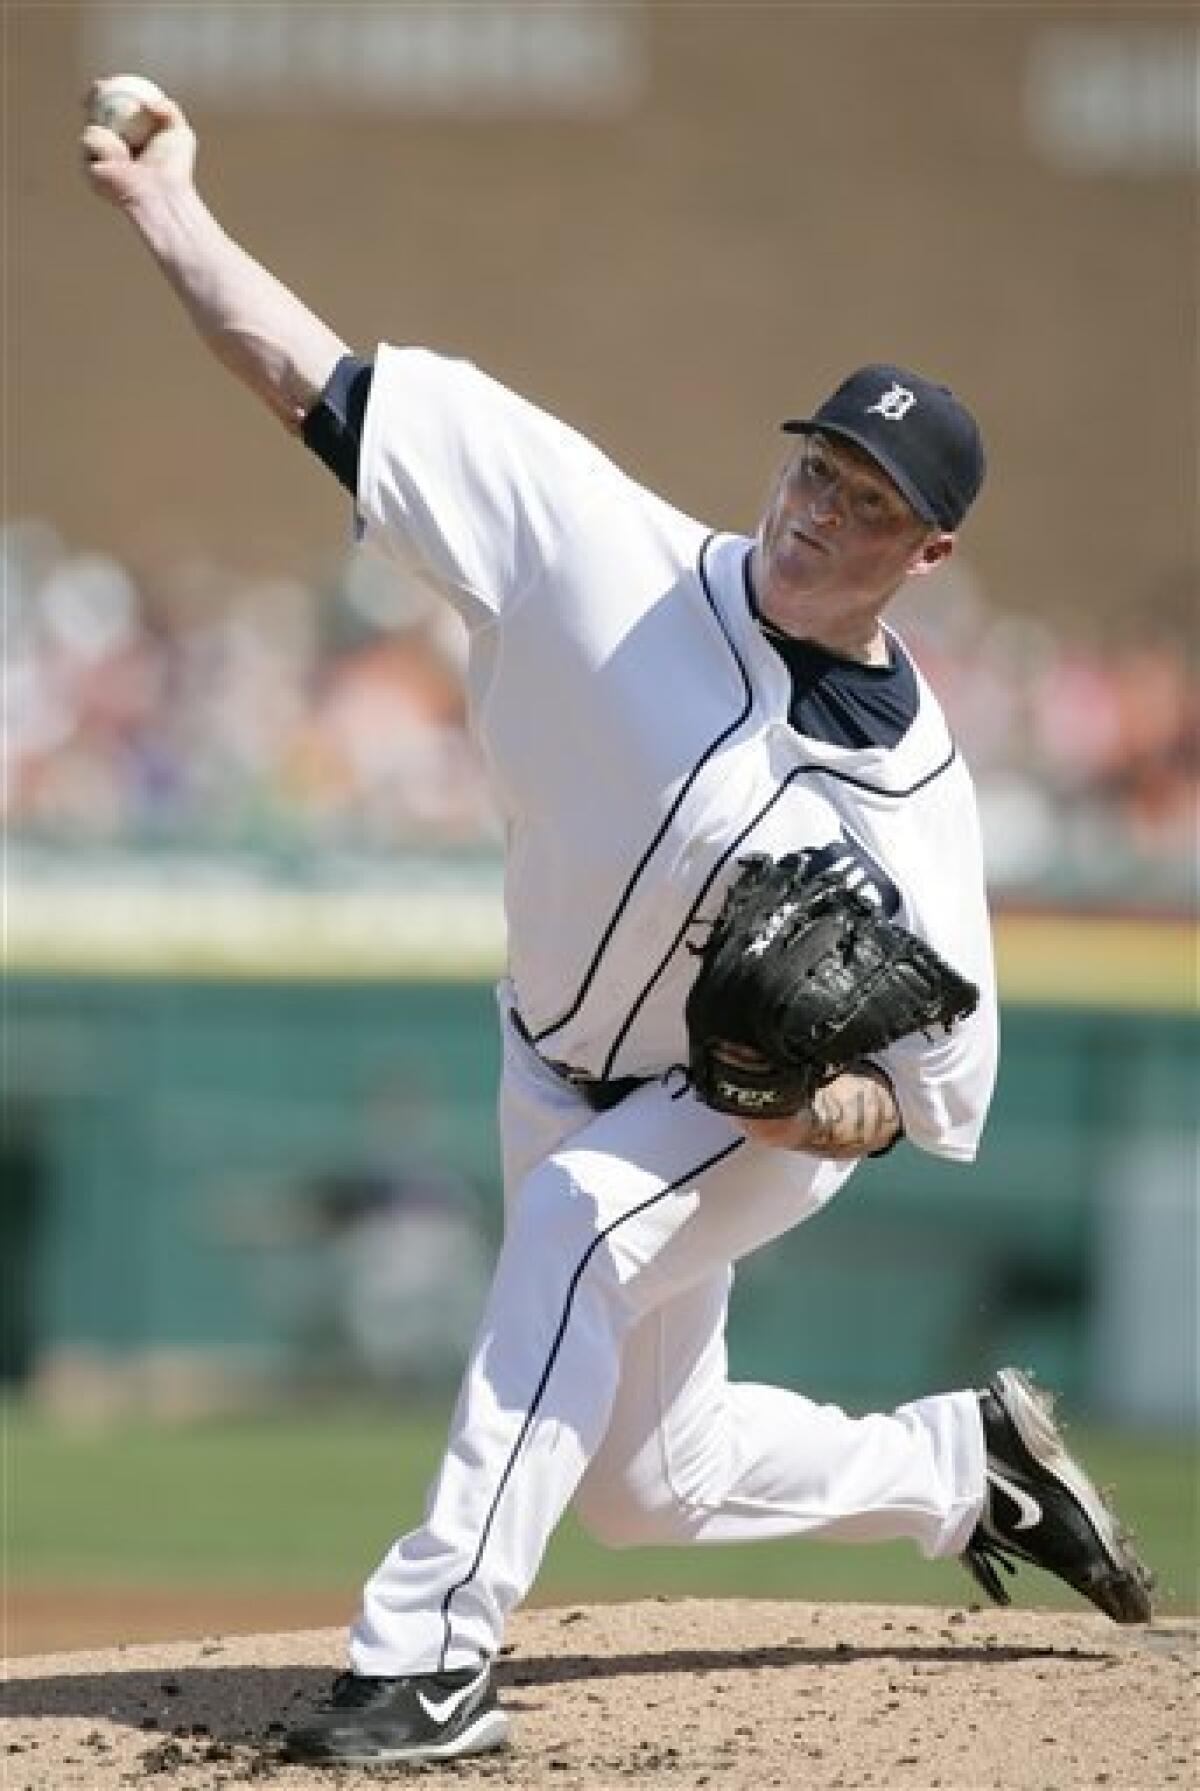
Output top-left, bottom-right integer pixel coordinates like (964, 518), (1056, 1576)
(988, 1467), (1043, 1532)
(417, 1673), (486, 1725)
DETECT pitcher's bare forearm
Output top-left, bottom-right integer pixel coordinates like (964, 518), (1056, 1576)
(123, 185), (347, 429)
(737, 1065), (901, 1159)
(81, 85), (346, 430)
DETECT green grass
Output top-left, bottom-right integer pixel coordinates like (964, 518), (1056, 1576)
(5, 1403), (1196, 1614)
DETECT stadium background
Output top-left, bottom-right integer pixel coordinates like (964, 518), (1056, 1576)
(5, 1), (1197, 1653)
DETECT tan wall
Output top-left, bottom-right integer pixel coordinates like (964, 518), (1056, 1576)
(8, 3), (1196, 632)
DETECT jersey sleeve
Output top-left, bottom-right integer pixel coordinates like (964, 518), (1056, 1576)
(871, 759), (999, 1164)
(355, 346), (616, 628)
(877, 987), (999, 1163)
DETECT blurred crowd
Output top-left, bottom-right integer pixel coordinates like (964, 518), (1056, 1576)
(5, 521), (1197, 902)
(889, 563), (1197, 903)
(5, 520), (496, 855)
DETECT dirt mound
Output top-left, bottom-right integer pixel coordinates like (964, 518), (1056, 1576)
(3, 1599), (1195, 1789)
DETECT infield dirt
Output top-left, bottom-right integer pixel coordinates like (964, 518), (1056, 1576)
(3, 1599), (1196, 1789)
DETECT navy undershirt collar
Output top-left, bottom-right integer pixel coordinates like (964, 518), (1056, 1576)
(741, 549), (918, 750)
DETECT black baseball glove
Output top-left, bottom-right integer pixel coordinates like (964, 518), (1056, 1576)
(685, 851), (980, 1118)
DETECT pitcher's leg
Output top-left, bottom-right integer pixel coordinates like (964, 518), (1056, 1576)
(575, 1279), (984, 1559)
(352, 1078), (979, 1677)
(351, 1088), (746, 1674)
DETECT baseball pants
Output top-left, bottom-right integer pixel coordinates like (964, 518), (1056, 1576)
(350, 985), (986, 1674)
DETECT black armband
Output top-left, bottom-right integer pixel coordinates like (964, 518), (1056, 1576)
(301, 353), (374, 495)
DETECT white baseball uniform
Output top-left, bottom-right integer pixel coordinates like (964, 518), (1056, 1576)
(325, 348), (998, 1675)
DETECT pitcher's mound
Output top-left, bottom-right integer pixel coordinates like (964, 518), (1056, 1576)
(4, 1599), (1195, 1789)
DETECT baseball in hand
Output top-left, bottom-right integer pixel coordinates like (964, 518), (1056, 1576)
(87, 74), (167, 153)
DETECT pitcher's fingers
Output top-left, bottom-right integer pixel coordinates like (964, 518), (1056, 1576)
(80, 121), (132, 167)
(142, 93), (188, 128)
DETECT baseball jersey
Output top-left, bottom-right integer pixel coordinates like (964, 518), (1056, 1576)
(336, 347), (998, 1161)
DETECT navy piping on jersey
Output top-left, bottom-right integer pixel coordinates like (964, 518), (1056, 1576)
(436, 1131), (745, 1673)
(600, 765), (808, 1078)
(533, 531), (754, 1047)
(796, 742), (957, 798)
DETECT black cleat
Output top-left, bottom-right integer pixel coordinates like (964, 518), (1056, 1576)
(282, 1664), (508, 1766)
(962, 1367), (1153, 1624)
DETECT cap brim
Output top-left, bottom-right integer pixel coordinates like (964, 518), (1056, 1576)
(781, 418), (938, 526)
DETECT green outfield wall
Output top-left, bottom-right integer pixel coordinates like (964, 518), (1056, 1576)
(5, 974), (1196, 1426)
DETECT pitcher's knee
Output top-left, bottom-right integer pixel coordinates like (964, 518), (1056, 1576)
(573, 1475), (702, 1549)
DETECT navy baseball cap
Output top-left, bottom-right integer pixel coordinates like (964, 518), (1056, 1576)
(782, 364), (985, 530)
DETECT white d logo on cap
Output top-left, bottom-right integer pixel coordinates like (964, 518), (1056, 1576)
(867, 383), (916, 421)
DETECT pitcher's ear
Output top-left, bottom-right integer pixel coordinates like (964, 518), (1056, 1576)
(909, 533), (954, 579)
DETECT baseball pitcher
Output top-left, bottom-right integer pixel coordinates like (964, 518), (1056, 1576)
(80, 79), (1152, 1770)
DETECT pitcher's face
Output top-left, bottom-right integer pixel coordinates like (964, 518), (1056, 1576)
(756, 431), (952, 631)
